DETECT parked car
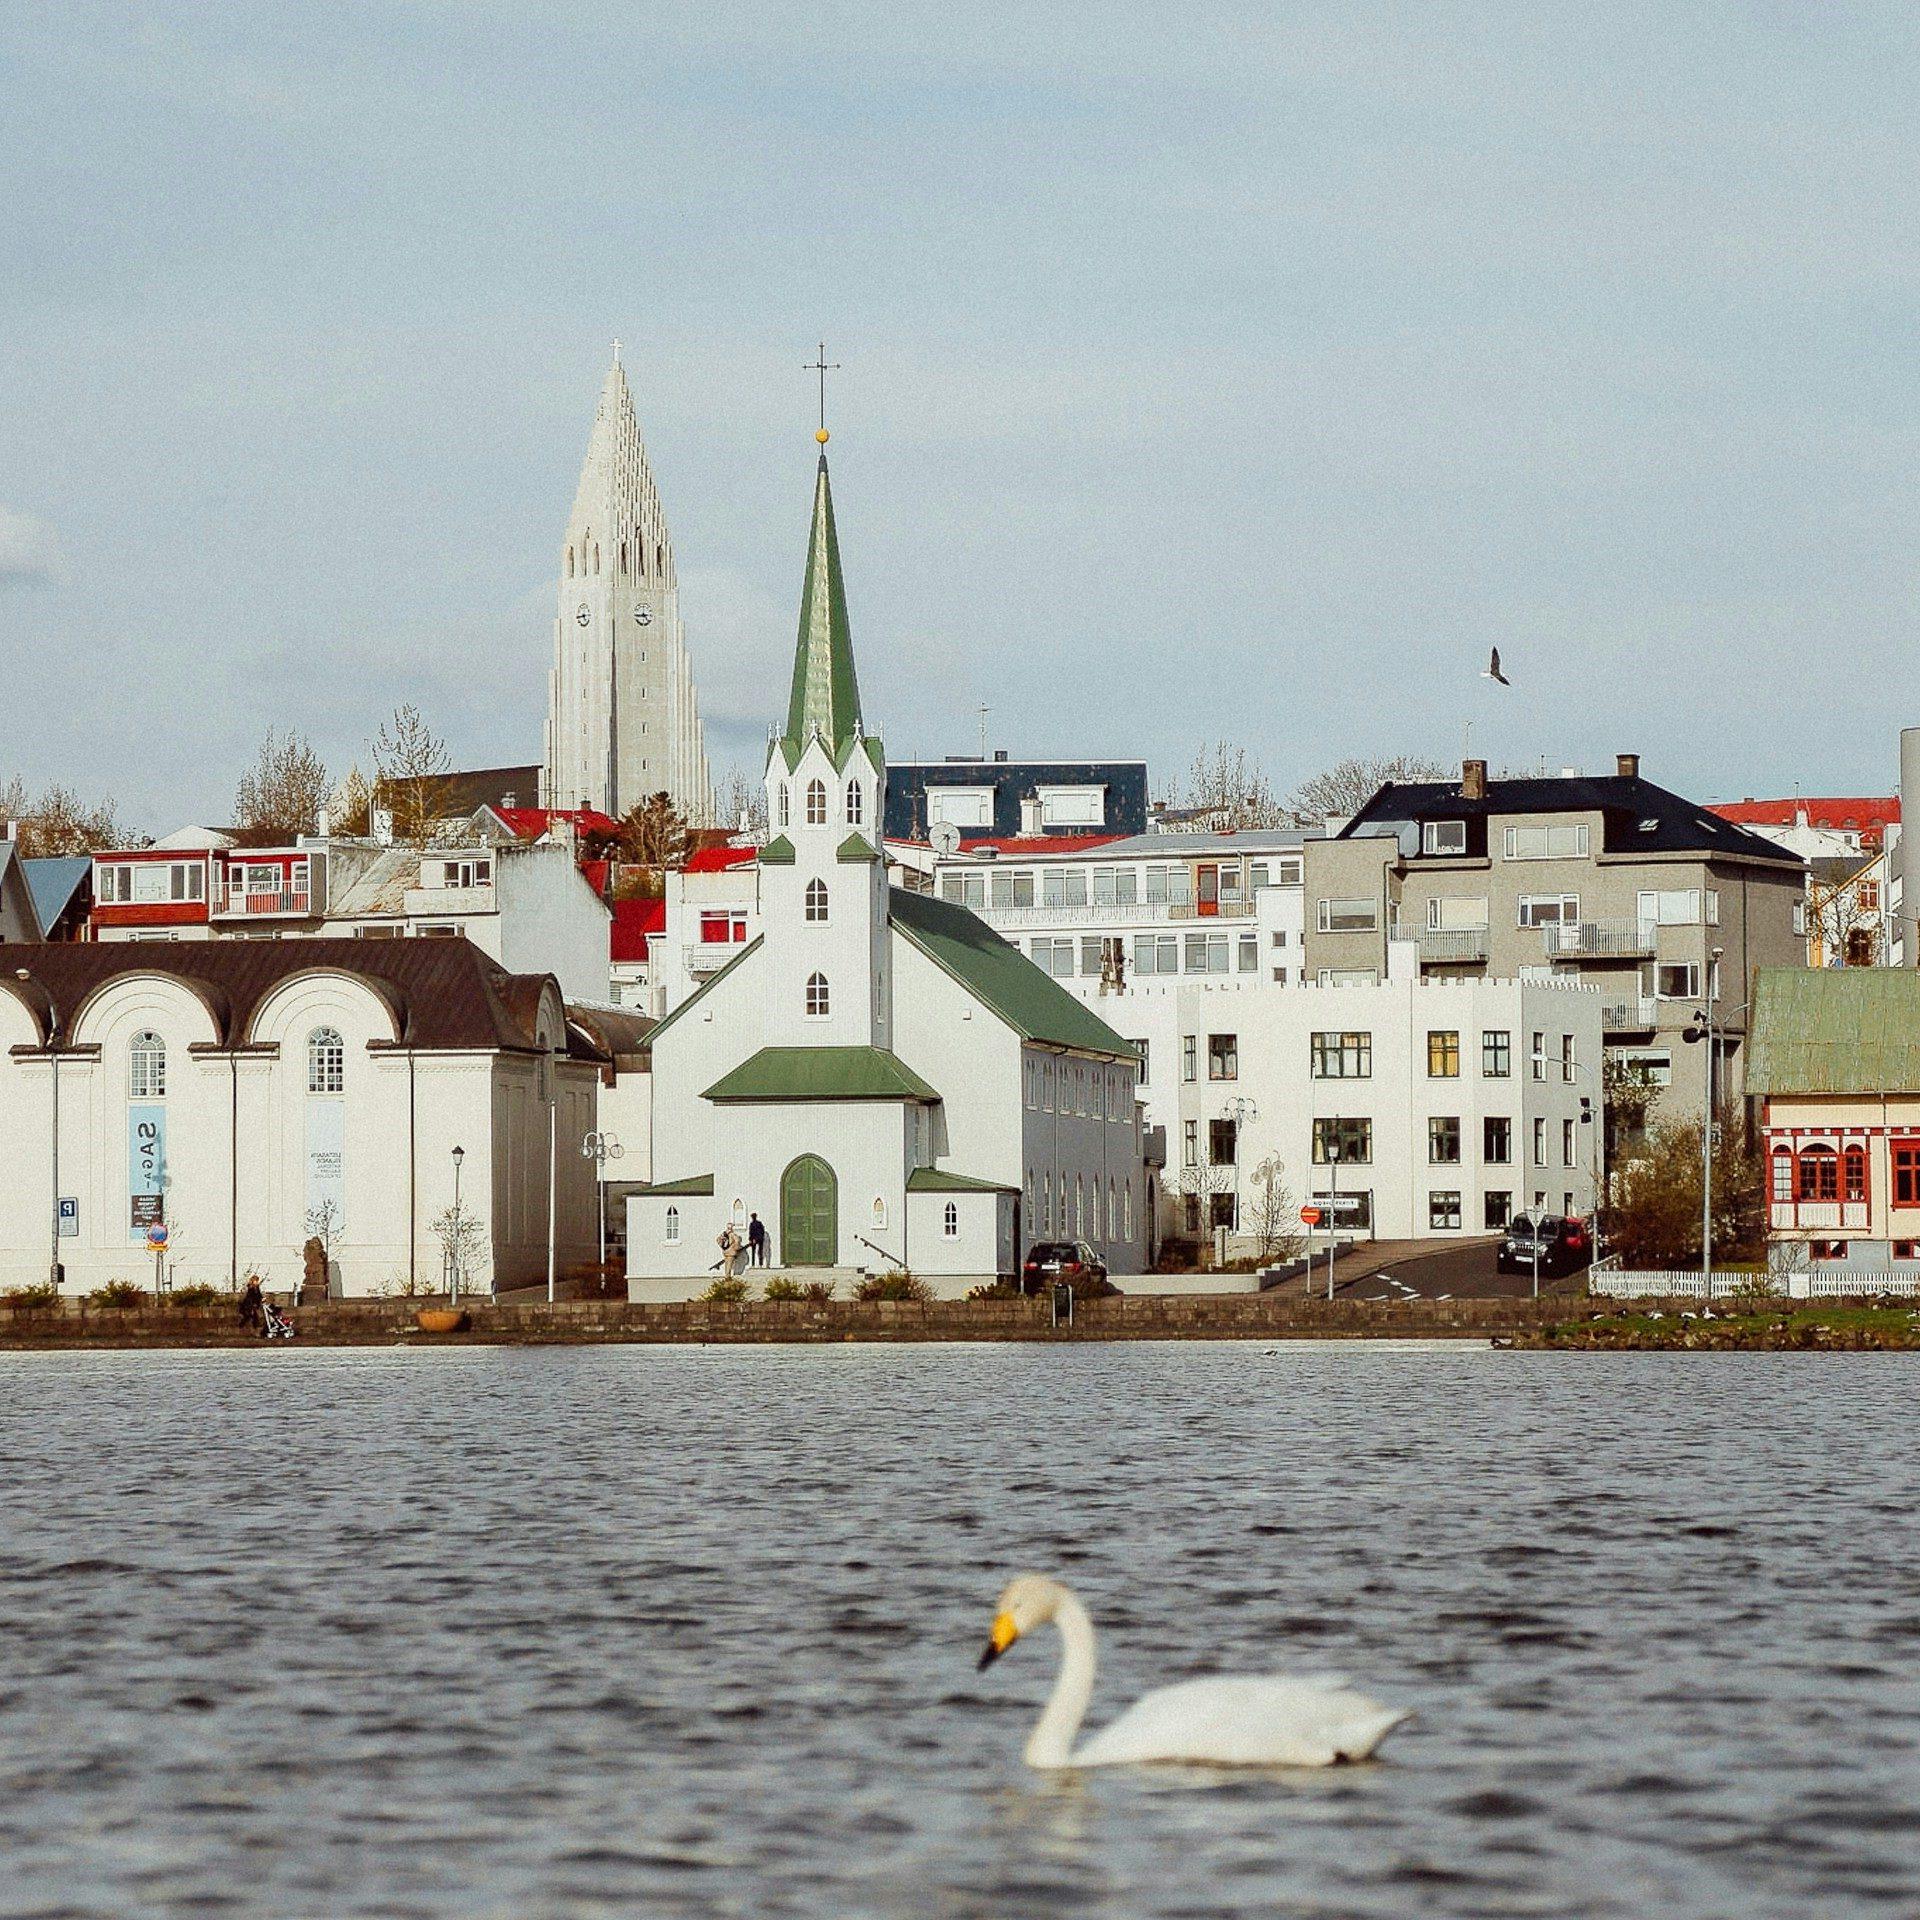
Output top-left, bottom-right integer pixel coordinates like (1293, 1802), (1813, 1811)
(1496, 1214), (1590, 1278)
(1021, 1240), (1111, 1295)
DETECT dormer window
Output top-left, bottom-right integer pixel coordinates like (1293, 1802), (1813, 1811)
(845, 777), (864, 826)
(776, 783), (790, 829)
(1422, 820), (1467, 856)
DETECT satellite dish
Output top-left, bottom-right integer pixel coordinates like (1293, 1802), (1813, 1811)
(931, 820), (962, 856)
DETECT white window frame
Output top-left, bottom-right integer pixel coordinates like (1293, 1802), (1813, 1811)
(1422, 820), (1468, 856)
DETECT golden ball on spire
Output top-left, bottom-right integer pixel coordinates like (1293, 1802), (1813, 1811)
(816, 427), (830, 444)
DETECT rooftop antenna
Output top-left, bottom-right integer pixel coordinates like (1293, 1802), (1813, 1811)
(978, 703), (991, 761)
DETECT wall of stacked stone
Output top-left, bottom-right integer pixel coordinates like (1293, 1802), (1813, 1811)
(0, 1291), (1608, 1348)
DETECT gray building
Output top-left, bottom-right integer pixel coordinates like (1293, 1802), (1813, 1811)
(1299, 754), (1805, 1114)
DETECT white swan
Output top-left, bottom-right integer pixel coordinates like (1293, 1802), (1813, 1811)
(977, 1574), (1410, 1769)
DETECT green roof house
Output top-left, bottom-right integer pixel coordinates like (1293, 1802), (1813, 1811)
(626, 435), (1144, 1298)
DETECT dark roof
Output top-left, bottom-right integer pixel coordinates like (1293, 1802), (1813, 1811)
(0, 937), (567, 1054)
(23, 856), (90, 931)
(1747, 968), (1920, 1096)
(383, 764), (544, 818)
(1339, 773), (1801, 865)
(889, 887), (1139, 1060)
(883, 759), (1151, 843)
(565, 1002), (656, 1063)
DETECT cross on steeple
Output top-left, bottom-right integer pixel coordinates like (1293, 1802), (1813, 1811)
(804, 341), (840, 440)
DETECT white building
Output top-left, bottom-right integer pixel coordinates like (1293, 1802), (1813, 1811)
(543, 348), (711, 822)
(627, 440), (1147, 1298)
(0, 940), (601, 1298)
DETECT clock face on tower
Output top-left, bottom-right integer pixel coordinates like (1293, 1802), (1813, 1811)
(576, 604), (590, 626)
(635, 608), (652, 626)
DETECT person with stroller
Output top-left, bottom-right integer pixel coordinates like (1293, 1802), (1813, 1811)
(237, 1275), (265, 1333)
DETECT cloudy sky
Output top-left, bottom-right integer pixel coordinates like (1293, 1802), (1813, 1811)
(3, 3), (1918, 830)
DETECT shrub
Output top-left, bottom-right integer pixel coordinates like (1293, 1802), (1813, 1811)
(3, 1282), (60, 1309)
(965, 1279), (1020, 1301)
(763, 1275), (803, 1300)
(89, 1280), (146, 1309)
(701, 1275), (753, 1303)
(164, 1282), (223, 1309)
(799, 1280), (836, 1303)
(853, 1270), (934, 1303)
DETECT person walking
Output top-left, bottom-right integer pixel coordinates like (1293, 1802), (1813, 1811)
(747, 1212), (768, 1267)
(236, 1275), (265, 1334)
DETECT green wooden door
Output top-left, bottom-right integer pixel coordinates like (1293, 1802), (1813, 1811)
(781, 1155), (838, 1267)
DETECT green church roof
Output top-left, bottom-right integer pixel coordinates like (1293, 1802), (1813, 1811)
(906, 1167), (1017, 1193)
(631, 1174), (715, 1196)
(1747, 967), (1920, 1095)
(889, 888), (1141, 1061)
(781, 453), (866, 762)
(702, 1045), (940, 1104)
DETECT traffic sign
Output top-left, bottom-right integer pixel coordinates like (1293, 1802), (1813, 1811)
(58, 1196), (78, 1238)
(145, 1224), (170, 1251)
(1299, 1205), (1323, 1226)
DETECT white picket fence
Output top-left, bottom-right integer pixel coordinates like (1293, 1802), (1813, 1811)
(1589, 1265), (1920, 1301)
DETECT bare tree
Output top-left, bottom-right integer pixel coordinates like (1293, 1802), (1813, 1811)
(1245, 1153), (1309, 1263)
(1173, 742), (1289, 829)
(430, 1202), (489, 1298)
(1173, 1157), (1235, 1254)
(370, 705), (452, 846)
(328, 766), (373, 837)
(235, 728), (331, 843)
(614, 791), (693, 868)
(714, 768), (769, 837)
(1807, 859), (1883, 968)
(1286, 755), (1446, 823)
(0, 776), (127, 856)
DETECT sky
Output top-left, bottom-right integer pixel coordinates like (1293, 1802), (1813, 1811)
(3, 3), (1920, 831)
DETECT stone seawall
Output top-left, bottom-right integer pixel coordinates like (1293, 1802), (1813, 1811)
(0, 1293), (1606, 1349)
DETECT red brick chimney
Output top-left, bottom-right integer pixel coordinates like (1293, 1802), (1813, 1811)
(1617, 752), (1640, 779)
(1462, 758), (1488, 801)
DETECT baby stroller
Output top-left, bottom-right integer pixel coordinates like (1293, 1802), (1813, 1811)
(261, 1301), (298, 1340)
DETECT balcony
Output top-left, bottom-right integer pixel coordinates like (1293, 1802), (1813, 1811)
(214, 888), (313, 918)
(1542, 919), (1655, 960)
(1416, 927), (1489, 965)
(1771, 1201), (1870, 1232)
(685, 941), (747, 976)
(1601, 999), (1658, 1033)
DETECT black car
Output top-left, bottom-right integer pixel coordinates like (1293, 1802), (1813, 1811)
(1496, 1213), (1590, 1277)
(1021, 1240), (1110, 1294)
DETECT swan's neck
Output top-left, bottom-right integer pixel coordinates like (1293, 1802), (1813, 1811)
(1024, 1592), (1096, 1768)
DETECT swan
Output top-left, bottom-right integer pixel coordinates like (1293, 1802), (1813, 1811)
(976, 1574), (1410, 1769)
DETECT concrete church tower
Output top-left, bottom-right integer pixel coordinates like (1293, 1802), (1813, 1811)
(543, 348), (712, 822)
(760, 435), (891, 1051)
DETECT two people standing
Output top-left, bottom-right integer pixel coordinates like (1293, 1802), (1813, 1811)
(716, 1211), (772, 1277)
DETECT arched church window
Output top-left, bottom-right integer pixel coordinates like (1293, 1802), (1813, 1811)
(620, 541), (627, 575)
(845, 778), (863, 825)
(805, 779), (828, 826)
(655, 543), (664, 575)
(776, 784), (790, 829)
(805, 879), (829, 923)
(805, 972), (830, 1018)
(665, 1206), (680, 1245)
(943, 1201), (959, 1240)
(129, 1030), (166, 1099)
(307, 1026), (345, 1095)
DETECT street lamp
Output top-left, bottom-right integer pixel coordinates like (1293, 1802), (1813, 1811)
(581, 1130), (625, 1268)
(1563, 1055), (1604, 1268)
(1682, 950), (1749, 1284)
(449, 1144), (465, 1304)
(16, 969), (60, 1292)
(1222, 1096), (1257, 1250)
(1324, 1138), (1342, 1301)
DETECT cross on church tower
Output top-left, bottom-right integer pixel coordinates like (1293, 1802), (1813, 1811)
(804, 341), (840, 442)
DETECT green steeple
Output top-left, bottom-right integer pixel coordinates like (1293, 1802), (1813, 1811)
(781, 451), (865, 764)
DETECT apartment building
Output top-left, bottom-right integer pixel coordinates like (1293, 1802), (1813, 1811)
(1299, 755), (1805, 1115)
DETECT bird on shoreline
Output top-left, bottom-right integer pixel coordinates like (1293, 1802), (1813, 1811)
(976, 1574), (1409, 1769)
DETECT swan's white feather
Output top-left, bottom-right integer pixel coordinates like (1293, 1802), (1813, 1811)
(1066, 1674), (1409, 1769)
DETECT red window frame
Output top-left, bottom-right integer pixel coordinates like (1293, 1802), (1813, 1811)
(1893, 1139), (1920, 1208)
(1796, 1147), (1838, 1203)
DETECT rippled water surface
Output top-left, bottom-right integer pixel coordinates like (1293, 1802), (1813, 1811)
(3, 1344), (1918, 1918)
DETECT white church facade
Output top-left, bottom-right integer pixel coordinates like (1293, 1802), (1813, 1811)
(543, 349), (711, 822)
(627, 440), (1147, 1298)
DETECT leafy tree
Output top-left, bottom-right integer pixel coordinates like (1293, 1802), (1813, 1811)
(370, 705), (452, 846)
(234, 727), (330, 843)
(614, 791), (692, 868)
(0, 776), (127, 856)
(1286, 754), (1446, 822)
(1602, 1117), (1764, 1269)
(328, 766), (373, 837)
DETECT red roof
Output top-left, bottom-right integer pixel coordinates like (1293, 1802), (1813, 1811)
(682, 843), (759, 873)
(610, 897), (666, 961)
(1710, 797), (1899, 843)
(955, 833), (1130, 856)
(493, 805), (622, 841)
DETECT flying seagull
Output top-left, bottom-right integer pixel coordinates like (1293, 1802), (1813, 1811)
(1482, 646), (1511, 687)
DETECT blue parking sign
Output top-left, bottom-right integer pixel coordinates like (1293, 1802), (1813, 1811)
(57, 1196), (78, 1238)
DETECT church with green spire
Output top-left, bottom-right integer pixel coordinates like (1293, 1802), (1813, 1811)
(625, 441), (1145, 1295)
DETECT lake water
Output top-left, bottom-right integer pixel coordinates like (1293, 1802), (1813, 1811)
(2, 1344), (1917, 1919)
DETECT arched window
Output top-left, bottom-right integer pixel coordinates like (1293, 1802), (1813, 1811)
(845, 778), (864, 825)
(1123, 1182), (1134, 1241)
(871, 1196), (888, 1230)
(1076, 1175), (1085, 1236)
(655, 543), (663, 574)
(805, 778), (828, 826)
(1797, 1144), (1838, 1202)
(805, 878), (829, 922)
(1844, 1144), (1868, 1203)
(776, 783), (790, 829)
(129, 1030), (166, 1099)
(665, 1206), (680, 1245)
(307, 1026), (344, 1095)
(943, 1201), (959, 1239)
(1042, 1172), (1052, 1233)
(1108, 1179), (1117, 1240)
(806, 972), (830, 1017)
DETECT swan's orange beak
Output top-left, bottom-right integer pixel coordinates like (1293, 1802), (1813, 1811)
(978, 1611), (1019, 1670)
